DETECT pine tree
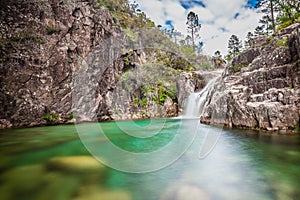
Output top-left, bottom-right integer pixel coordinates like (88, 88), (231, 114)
(226, 35), (242, 60)
(254, 25), (266, 36)
(214, 50), (222, 58)
(244, 32), (254, 49)
(186, 11), (201, 51)
(256, 0), (276, 33)
(275, 0), (300, 24)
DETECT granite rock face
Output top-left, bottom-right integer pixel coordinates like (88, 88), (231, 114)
(201, 23), (300, 133)
(0, 0), (124, 128)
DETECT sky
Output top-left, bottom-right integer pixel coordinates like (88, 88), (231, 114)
(133, 0), (263, 56)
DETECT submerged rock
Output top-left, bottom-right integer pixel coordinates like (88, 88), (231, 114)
(201, 23), (300, 133)
(46, 156), (107, 175)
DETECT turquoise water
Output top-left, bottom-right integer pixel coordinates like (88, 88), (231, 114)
(0, 119), (300, 200)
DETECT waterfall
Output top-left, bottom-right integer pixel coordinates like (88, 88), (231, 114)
(183, 78), (216, 119)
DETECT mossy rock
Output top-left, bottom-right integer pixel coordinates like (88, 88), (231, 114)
(34, 172), (80, 200)
(0, 165), (45, 199)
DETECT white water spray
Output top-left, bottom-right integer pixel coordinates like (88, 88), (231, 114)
(183, 78), (216, 119)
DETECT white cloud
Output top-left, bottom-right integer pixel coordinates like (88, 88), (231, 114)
(135, 0), (263, 56)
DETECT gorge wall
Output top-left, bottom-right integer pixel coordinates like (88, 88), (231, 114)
(201, 23), (300, 133)
(0, 0), (205, 128)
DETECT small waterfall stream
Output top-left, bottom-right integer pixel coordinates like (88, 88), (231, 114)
(183, 78), (216, 119)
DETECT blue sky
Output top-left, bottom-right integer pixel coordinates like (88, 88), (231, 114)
(134, 0), (263, 55)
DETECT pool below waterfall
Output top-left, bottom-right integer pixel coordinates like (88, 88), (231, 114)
(1, 119), (300, 200)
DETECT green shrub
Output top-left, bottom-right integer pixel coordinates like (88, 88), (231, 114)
(140, 98), (148, 107)
(123, 28), (137, 42)
(276, 36), (288, 47)
(46, 25), (59, 35)
(159, 94), (168, 104)
(68, 114), (76, 120)
(268, 35), (274, 41)
(152, 95), (159, 104)
(43, 112), (59, 123)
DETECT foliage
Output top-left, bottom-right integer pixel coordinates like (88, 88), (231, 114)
(226, 35), (243, 60)
(254, 25), (266, 36)
(43, 112), (59, 123)
(186, 11), (201, 51)
(276, 36), (288, 46)
(68, 114), (76, 120)
(96, 0), (155, 30)
(123, 28), (137, 42)
(256, 0), (300, 35)
(157, 85), (177, 105)
(256, 0), (276, 34)
(244, 32), (254, 49)
(46, 25), (59, 35)
(214, 50), (222, 58)
(140, 98), (148, 107)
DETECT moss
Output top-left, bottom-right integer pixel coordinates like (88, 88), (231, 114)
(276, 36), (288, 47)
(276, 21), (292, 33)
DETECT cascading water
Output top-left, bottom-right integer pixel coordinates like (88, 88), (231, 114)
(183, 78), (217, 119)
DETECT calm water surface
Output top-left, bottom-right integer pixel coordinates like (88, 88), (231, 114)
(0, 119), (300, 200)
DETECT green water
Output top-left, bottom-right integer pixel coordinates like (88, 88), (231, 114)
(0, 119), (300, 200)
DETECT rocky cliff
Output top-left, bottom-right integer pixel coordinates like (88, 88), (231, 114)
(0, 0), (206, 128)
(201, 23), (300, 133)
(0, 0), (123, 128)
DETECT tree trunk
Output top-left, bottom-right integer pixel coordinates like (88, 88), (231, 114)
(270, 0), (275, 33)
(191, 29), (195, 51)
